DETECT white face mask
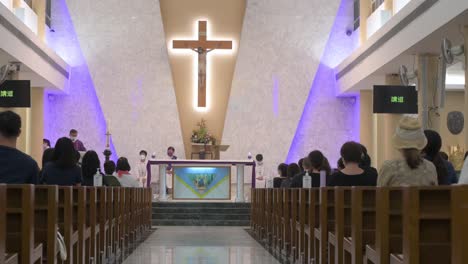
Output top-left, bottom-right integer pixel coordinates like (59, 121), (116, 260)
(70, 136), (77, 142)
(43, 144), (49, 151)
(140, 155), (147, 161)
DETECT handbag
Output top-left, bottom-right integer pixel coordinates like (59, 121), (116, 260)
(57, 228), (67, 261)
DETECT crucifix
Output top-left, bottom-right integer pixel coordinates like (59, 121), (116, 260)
(173, 21), (233, 108)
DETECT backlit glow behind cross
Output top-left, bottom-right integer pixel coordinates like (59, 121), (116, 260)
(173, 21), (233, 108)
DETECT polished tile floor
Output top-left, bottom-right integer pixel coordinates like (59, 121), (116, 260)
(123, 227), (280, 264)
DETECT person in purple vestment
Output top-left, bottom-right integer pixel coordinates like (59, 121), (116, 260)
(69, 129), (86, 152)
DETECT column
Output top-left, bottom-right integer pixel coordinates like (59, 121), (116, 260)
(381, 74), (402, 163)
(235, 164), (245, 202)
(464, 26), (468, 148)
(360, 75), (402, 170)
(384, 0), (394, 14)
(417, 55), (441, 131)
(359, 0), (371, 44)
(360, 90), (373, 157)
(29, 87), (44, 164)
(159, 165), (167, 201)
(32, 0), (46, 41)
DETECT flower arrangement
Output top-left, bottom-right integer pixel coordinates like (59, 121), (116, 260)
(191, 119), (216, 145)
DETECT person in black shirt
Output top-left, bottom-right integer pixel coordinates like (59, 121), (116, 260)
(280, 163), (300, 188)
(423, 130), (450, 185)
(328, 142), (377, 187)
(273, 163), (288, 188)
(359, 144), (378, 181)
(39, 148), (55, 183)
(290, 151), (328, 188)
(41, 137), (82, 186)
(0, 111), (39, 184)
(81, 150), (102, 186)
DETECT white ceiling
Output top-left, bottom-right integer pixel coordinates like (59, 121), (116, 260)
(372, 9), (468, 90)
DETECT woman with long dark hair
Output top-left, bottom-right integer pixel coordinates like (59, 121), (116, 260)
(423, 130), (452, 185)
(81, 150), (102, 186)
(41, 137), (82, 186)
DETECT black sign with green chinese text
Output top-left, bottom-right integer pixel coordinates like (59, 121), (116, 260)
(0, 80), (31, 108)
(373, 85), (417, 114)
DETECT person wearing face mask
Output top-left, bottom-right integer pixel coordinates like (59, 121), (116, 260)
(136, 150), (148, 187)
(255, 154), (266, 188)
(69, 129), (86, 151)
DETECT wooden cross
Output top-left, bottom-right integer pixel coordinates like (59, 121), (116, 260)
(173, 21), (232, 108)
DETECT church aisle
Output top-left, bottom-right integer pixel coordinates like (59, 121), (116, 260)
(124, 226), (280, 264)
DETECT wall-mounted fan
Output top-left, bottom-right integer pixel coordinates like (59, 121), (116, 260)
(438, 38), (465, 108)
(0, 63), (20, 85)
(399, 65), (417, 86)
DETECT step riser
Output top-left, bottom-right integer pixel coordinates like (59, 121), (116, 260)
(152, 203), (250, 208)
(152, 214), (250, 220)
(152, 220), (250, 226)
(152, 208), (251, 214)
(152, 202), (251, 226)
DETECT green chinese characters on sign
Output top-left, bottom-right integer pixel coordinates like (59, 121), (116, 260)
(0, 90), (14, 97)
(390, 96), (404, 104)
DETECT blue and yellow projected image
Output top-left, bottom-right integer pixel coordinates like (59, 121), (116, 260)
(173, 166), (231, 200)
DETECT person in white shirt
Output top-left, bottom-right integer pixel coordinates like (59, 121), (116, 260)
(458, 156), (468, 185)
(115, 157), (141, 187)
(136, 150), (148, 187)
(255, 154), (266, 188)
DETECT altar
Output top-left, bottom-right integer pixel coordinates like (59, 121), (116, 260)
(146, 160), (255, 202)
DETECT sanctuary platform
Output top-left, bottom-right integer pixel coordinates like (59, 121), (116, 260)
(152, 202), (250, 226)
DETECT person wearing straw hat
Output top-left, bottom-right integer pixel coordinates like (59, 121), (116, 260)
(377, 116), (438, 187)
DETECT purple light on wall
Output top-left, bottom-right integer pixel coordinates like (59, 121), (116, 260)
(273, 76), (279, 117)
(43, 0), (117, 161)
(286, 0), (360, 164)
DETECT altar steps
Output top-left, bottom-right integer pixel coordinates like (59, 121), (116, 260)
(152, 202), (251, 226)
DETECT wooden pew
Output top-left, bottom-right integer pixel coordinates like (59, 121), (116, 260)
(6, 185), (43, 264)
(328, 187), (352, 264)
(119, 188), (127, 258)
(273, 188), (284, 255)
(295, 189), (307, 264)
(113, 188), (122, 263)
(58, 187), (78, 264)
(290, 189), (299, 263)
(106, 187), (115, 263)
(85, 187), (99, 264)
(34, 186), (59, 263)
(392, 186), (468, 264)
(255, 188), (263, 242)
(342, 187), (376, 264)
(304, 188), (318, 264)
(97, 187), (108, 263)
(265, 189), (274, 247)
(0, 184), (19, 264)
(73, 187), (92, 264)
(365, 188), (403, 264)
(314, 188), (334, 264)
(123, 188), (133, 252)
(281, 188), (292, 259)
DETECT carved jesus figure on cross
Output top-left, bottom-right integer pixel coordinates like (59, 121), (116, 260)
(173, 21), (233, 108)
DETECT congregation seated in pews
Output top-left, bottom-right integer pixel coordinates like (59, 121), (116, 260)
(251, 186), (468, 264)
(250, 116), (468, 263)
(0, 109), (153, 263)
